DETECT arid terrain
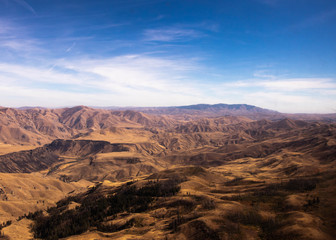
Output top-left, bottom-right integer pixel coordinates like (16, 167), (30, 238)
(0, 104), (335, 240)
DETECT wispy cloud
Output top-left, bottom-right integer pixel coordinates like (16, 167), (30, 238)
(0, 38), (41, 53)
(199, 21), (220, 32)
(143, 28), (204, 42)
(255, 0), (279, 7)
(0, 54), (215, 107)
(12, 0), (36, 15)
(84, 22), (130, 31)
(0, 19), (42, 55)
(0, 52), (335, 113)
(65, 42), (76, 53)
(0, 19), (12, 34)
(230, 78), (336, 91)
(256, 78), (336, 91)
(212, 75), (336, 113)
(143, 21), (219, 42)
(253, 70), (277, 79)
(287, 9), (336, 31)
(0, 11), (335, 113)
(243, 91), (332, 113)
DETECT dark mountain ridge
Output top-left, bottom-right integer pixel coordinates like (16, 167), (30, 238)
(101, 103), (336, 121)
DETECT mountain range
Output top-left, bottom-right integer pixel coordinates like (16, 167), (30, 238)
(0, 103), (335, 240)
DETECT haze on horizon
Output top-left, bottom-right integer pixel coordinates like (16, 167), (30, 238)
(0, 0), (335, 113)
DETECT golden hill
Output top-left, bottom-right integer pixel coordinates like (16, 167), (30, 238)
(0, 105), (335, 239)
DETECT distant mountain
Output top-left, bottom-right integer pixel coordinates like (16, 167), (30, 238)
(176, 103), (278, 115)
(0, 104), (335, 146)
(110, 103), (336, 121)
(1, 103), (336, 240)
(176, 103), (272, 111)
(113, 103), (282, 120)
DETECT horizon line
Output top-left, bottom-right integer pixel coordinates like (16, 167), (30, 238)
(1, 103), (335, 115)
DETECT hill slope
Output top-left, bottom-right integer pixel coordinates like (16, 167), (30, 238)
(0, 106), (175, 146)
(0, 104), (336, 239)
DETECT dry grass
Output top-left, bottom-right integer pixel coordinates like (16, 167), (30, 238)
(0, 112), (334, 239)
(1, 218), (33, 240)
(0, 143), (35, 155)
(0, 173), (90, 222)
(76, 129), (151, 144)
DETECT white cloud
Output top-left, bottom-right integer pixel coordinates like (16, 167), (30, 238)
(12, 0), (36, 15)
(0, 63), (84, 86)
(219, 77), (336, 113)
(243, 91), (336, 113)
(65, 42), (76, 53)
(0, 20), (12, 34)
(256, 0), (279, 6)
(55, 55), (200, 93)
(256, 78), (336, 91)
(253, 70), (276, 79)
(0, 39), (41, 53)
(0, 19), (42, 55)
(223, 78), (336, 91)
(0, 53), (335, 113)
(0, 54), (335, 113)
(0, 54), (215, 107)
(143, 28), (203, 42)
(287, 9), (336, 31)
(0, 18), (335, 113)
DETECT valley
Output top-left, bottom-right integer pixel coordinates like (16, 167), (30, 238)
(0, 104), (335, 239)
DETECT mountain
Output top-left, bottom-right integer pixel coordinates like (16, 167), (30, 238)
(1, 104), (336, 239)
(175, 103), (276, 112)
(0, 104), (283, 146)
(0, 106), (175, 146)
(110, 103), (281, 120)
(106, 103), (336, 121)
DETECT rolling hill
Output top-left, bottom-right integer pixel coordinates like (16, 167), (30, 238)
(0, 104), (335, 239)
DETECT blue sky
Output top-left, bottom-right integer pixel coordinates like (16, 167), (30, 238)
(0, 0), (335, 113)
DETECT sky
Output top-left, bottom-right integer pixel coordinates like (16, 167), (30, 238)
(0, 0), (336, 113)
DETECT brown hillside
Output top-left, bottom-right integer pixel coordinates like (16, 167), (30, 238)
(0, 105), (336, 239)
(0, 106), (176, 146)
